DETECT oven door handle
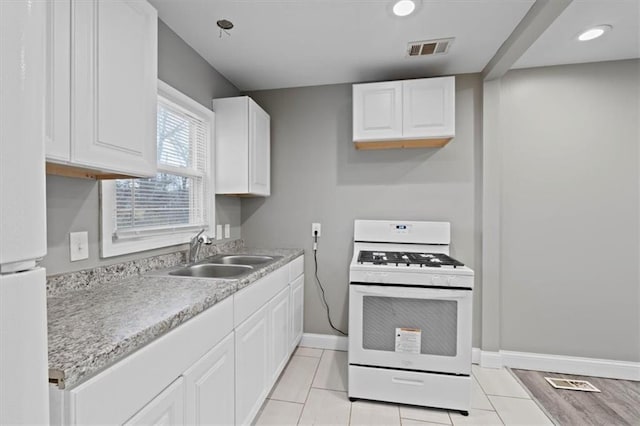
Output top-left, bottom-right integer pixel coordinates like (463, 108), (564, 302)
(352, 285), (469, 299)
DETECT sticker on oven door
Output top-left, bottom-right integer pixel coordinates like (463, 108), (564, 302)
(395, 328), (421, 354)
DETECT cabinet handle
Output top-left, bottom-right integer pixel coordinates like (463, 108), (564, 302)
(391, 377), (424, 386)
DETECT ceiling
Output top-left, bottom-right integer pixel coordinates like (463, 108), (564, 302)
(150, 0), (640, 92)
(514, 0), (640, 69)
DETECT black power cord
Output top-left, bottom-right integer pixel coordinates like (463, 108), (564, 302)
(313, 231), (348, 336)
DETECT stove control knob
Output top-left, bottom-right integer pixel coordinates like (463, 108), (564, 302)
(431, 275), (445, 286)
(366, 272), (387, 283)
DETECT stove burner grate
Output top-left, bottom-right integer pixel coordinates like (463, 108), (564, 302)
(357, 251), (464, 268)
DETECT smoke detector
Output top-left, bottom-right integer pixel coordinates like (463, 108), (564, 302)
(407, 38), (454, 57)
(217, 19), (234, 31)
(217, 19), (234, 38)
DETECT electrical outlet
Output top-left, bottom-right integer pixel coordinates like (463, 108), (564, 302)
(312, 223), (321, 237)
(224, 224), (230, 239)
(69, 231), (89, 262)
(216, 224), (223, 240)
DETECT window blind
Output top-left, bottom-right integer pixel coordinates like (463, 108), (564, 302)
(113, 97), (210, 239)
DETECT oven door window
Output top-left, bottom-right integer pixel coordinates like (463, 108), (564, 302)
(362, 296), (458, 356)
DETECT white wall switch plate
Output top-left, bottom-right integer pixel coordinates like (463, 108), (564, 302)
(69, 231), (89, 262)
(216, 224), (223, 240)
(312, 223), (321, 237)
(224, 224), (230, 239)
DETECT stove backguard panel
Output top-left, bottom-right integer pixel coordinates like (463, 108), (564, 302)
(362, 296), (458, 357)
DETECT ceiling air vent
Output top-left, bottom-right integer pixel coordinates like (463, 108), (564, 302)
(407, 38), (454, 57)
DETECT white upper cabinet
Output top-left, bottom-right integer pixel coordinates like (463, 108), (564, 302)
(249, 101), (271, 196)
(213, 96), (271, 196)
(45, 0), (71, 163)
(353, 76), (455, 149)
(402, 77), (455, 139)
(46, 0), (157, 178)
(353, 81), (403, 141)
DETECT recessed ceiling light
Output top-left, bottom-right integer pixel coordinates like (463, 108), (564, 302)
(393, 0), (416, 17)
(578, 25), (612, 41)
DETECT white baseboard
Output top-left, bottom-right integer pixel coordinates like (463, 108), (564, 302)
(475, 348), (639, 381)
(480, 350), (504, 369)
(300, 333), (348, 351)
(500, 350), (640, 381)
(472, 347), (481, 364)
(303, 337), (639, 381)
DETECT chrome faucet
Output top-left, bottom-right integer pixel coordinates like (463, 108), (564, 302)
(189, 228), (213, 264)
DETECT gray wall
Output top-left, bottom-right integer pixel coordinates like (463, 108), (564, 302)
(158, 20), (242, 244)
(157, 21), (238, 108)
(498, 60), (640, 362)
(243, 75), (483, 345)
(43, 20), (241, 275)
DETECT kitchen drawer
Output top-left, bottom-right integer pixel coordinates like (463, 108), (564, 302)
(348, 365), (471, 411)
(234, 264), (288, 326)
(289, 255), (304, 282)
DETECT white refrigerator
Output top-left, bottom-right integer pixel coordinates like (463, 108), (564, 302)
(0, 1), (50, 424)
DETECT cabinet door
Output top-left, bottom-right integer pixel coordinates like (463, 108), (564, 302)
(213, 97), (250, 194)
(235, 304), (270, 425)
(270, 286), (290, 381)
(183, 333), (235, 426)
(402, 77), (455, 139)
(249, 100), (270, 196)
(353, 81), (403, 141)
(45, 0), (71, 162)
(72, 0), (157, 177)
(124, 377), (184, 426)
(289, 275), (305, 353)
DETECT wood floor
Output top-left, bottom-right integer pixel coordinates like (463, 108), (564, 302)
(511, 369), (640, 426)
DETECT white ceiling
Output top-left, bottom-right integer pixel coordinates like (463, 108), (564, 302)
(150, 0), (640, 91)
(514, 0), (640, 69)
(150, 0), (535, 91)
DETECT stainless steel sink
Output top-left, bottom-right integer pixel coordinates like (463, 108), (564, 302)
(203, 255), (281, 266)
(169, 264), (253, 278)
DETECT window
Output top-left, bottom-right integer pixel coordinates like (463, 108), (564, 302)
(100, 81), (215, 257)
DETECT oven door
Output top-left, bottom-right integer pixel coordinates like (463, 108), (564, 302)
(348, 284), (472, 375)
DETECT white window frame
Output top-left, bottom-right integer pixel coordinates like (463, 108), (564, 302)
(100, 80), (215, 258)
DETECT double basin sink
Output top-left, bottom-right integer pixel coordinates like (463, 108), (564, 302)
(168, 254), (282, 279)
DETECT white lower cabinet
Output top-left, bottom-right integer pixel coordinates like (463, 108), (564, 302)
(290, 275), (304, 352)
(235, 303), (271, 425)
(235, 256), (304, 425)
(270, 286), (291, 382)
(50, 256), (304, 426)
(124, 377), (185, 425)
(183, 333), (235, 426)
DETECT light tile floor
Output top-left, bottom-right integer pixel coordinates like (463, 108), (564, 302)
(254, 347), (553, 426)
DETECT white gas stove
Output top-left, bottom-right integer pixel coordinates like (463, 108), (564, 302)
(348, 220), (474, 416)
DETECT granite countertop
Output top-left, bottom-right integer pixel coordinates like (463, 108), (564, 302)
(48, 248), (303, 390)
